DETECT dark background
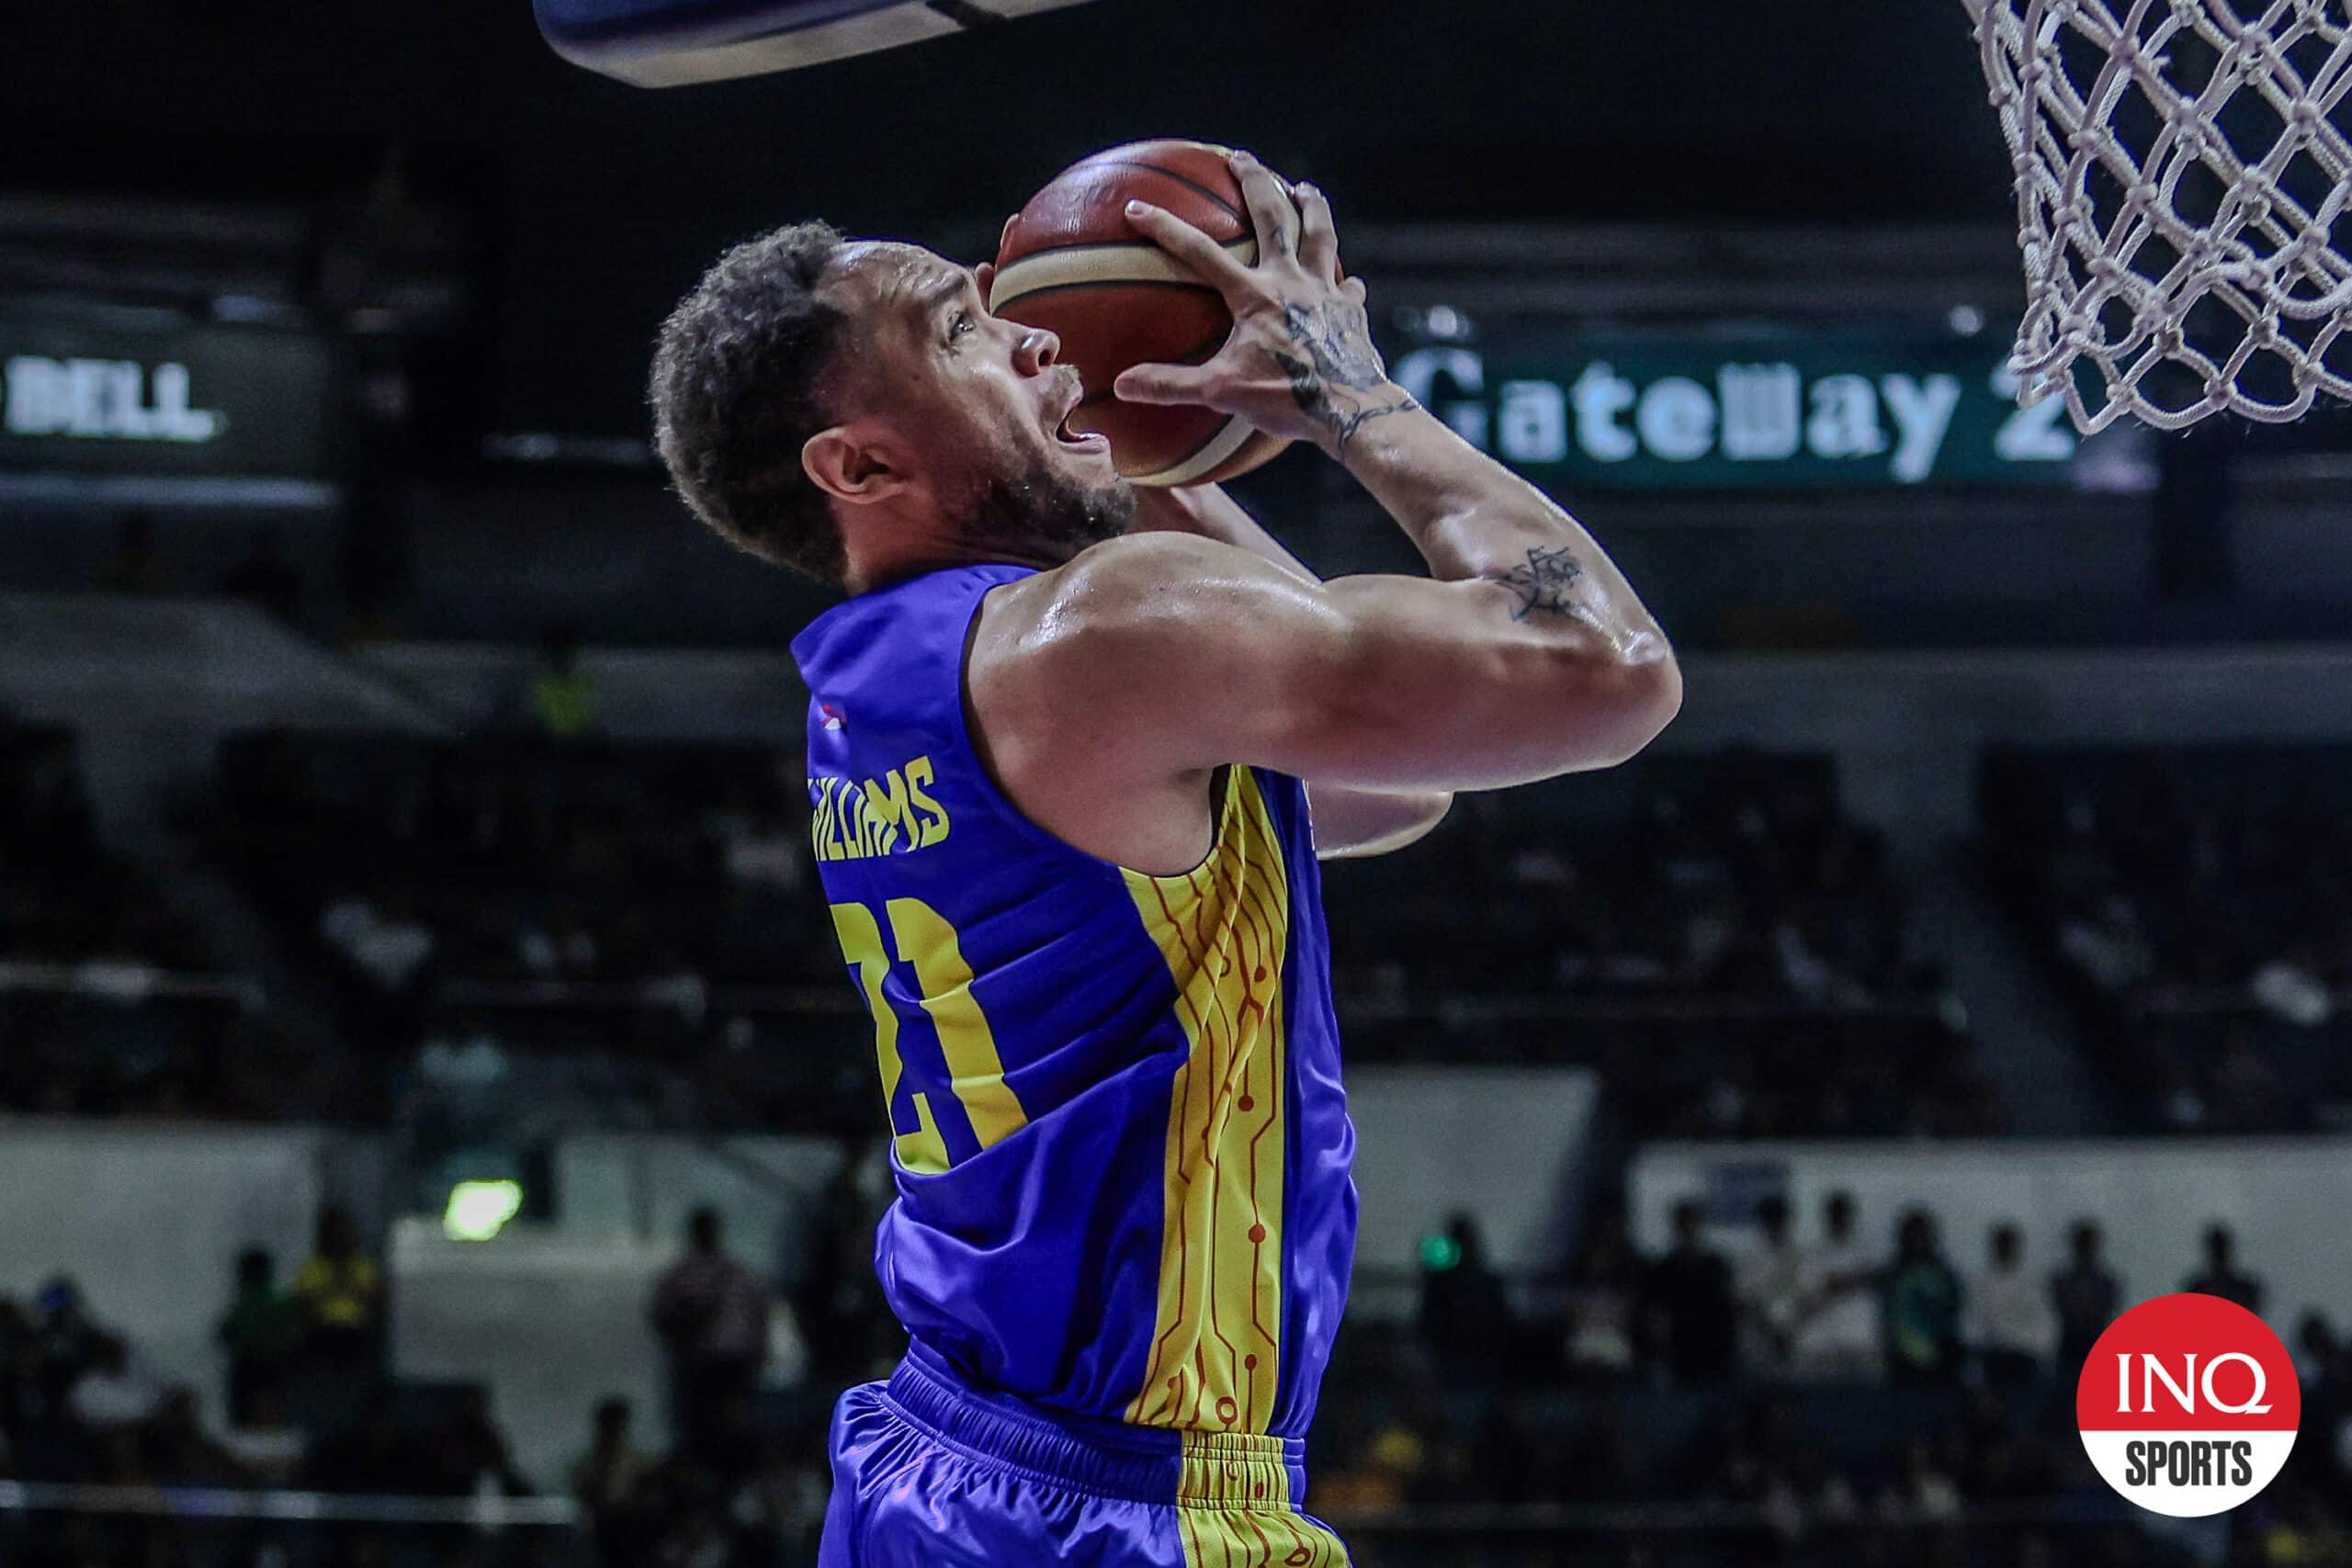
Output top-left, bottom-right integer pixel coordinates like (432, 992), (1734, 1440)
(2, 0), (2013, 439)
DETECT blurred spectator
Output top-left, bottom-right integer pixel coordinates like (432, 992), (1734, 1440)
(1882, 1209), (1965, 1387)
(1644, 1200), (1736, 1386)
(217, 525), (303, 625)
(711, 779), (809, 897)
(2050, 1219), (2121, 1372)
(2263, 1484), (2352, 1566)
(68, 1335), (161, 1433)
(2184, 1222), (2265, 1314)
(1734, 1194), (1805, 1377)
(145, 1385), (246, 1486)
(216, 1247), (304, 1425)
(0, 1295), (31, 1457)
(729, 1430), (831, 1562)
(1879, 1436), (1963, 1523)
(1328, 750), (1989, 1141)
(2210, 1022), (2293, 1131)
(426, 1384), (531, 1497)
(572, 1395), (658, 1568)
(30, 1276), (103, 1410)
(1417, 1212), (1513, 1387)
(92, 511), (174, 595)
(2296, 1313), (2341, 1386)
(654, 1501), (733, 1568)
(1981, 747), (2352, 1134)
(219, 1383), (307, 1486)
(1967, 1223), (2057, 1384)
(1561, 1197), (1642, 1381)
(317, 895), (436, 995)
(2055, 895), (2153, 995)
(292, 1205), (384, 1375)
(793, 1148), (894, 1388)
(1790, 1190), (1880, 1382)
(303, 1404), (429, 1495)
(1312, 1393), (1425, 1517)
(650, 1207), (772, 1458)
(532, 626), (601, 739)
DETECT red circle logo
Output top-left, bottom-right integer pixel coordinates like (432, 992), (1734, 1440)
(2075, 1292), (2300, 1517)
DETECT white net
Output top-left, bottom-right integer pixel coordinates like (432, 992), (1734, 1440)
(1962, 0), (2352, 433)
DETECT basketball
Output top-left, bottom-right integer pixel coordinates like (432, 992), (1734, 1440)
(988, 139), (1290, 488)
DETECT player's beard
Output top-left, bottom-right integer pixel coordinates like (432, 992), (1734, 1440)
(953, 443), (1136, 559)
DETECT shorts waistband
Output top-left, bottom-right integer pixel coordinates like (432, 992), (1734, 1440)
(882, 1344), (1308, 1511)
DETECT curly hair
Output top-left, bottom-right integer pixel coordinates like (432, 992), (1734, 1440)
(650, 221), (854, 585)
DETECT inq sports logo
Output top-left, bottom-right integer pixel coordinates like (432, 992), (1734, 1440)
(2076, 1292), (2300, 1517)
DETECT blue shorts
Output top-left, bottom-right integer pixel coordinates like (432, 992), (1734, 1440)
(818, 1344), (1352, 1567)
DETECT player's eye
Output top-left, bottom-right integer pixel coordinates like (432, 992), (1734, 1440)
(948, 310), (976, 344)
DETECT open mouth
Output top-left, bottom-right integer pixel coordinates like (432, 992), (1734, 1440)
(1048, 382), (1112, 457)
(1054, 413), (1111, 456)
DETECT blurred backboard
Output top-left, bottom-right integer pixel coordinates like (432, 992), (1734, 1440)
(535, 0), (1104, 87)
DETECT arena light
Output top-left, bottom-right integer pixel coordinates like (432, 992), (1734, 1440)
(443, 1180), (524, 1242)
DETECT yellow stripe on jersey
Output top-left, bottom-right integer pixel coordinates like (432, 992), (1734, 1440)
(1171, 1432), (1350, 1567)
(1121, 767), (1291, 1435)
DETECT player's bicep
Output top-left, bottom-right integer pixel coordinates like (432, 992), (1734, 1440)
(1231, 572), (1674, 790)
(1041, 534), (1676, 795)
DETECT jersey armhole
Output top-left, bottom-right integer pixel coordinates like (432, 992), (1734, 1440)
(951, 571), (1239, 884)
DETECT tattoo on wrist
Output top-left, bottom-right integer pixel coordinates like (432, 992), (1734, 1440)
(1498, 546), (1589, 623)
(1273, 350), (1417, 455)
(1269, 301), (1412, 455)
(1332, 393), (1419, 453)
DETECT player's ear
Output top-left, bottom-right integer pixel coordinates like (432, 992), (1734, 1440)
(802, 423), (910, 507)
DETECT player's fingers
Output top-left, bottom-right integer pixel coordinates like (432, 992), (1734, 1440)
(1114, 360), (1217, 406)
(1125, 201), (1252, 293)
(1229, 151), (1302, 266)
(1341, 275), (1368, 305)
(1295, 182), (1340, 283)
(975, 261), (998, 303)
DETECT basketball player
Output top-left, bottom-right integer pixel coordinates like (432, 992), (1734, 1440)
(649, 150), (1679, 1566)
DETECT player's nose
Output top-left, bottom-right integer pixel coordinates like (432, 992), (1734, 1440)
(1013, 327), (1059, 376)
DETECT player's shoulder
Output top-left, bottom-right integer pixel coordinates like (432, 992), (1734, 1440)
(977, 533), (1255, 667)
(967, 533), (1284, 743)
(1045, 530), (1238, 609)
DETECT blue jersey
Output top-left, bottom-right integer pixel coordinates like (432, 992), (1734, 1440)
(790, 562), (1357, 1440)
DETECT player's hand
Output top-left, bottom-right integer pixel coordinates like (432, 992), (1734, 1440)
(1114, 152), (1419, 461)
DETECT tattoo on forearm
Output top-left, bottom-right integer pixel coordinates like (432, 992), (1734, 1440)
(1498, 546), (1588, 622)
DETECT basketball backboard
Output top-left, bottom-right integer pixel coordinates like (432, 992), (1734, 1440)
(536, 0), (1104, 87)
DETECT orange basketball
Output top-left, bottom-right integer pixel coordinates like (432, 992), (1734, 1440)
(989, 139), (1289, 488)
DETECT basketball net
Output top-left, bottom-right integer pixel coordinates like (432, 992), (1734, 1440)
(1962, 0), (2352, 432)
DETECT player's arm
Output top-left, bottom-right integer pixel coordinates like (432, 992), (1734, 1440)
(1070, 152), (1678, 791)
(1126, 483), (1453, 859)
(1006, 530), (1671, 796)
